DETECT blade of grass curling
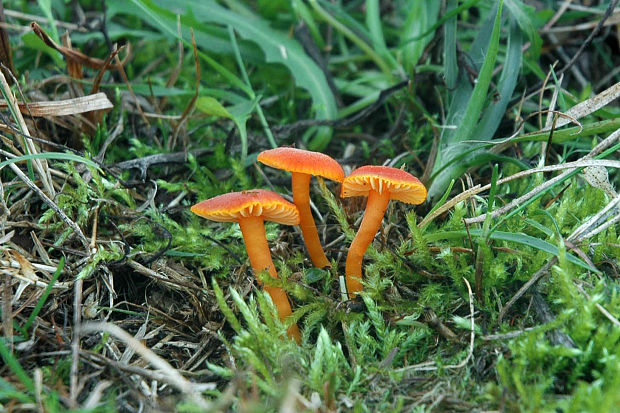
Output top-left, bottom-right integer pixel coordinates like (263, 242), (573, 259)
(22, 257), (65, 337)
(537, 208), (563, 237)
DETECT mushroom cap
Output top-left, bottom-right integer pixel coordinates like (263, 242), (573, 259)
(341, 165), (427, 204)
(257, 147), (345, 182)
(191, 189), (300, 225)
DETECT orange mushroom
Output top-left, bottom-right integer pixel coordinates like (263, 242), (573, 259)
(257, 147), (345, 268)
(191, 189), (301, 342)
(341, 166), (427, 298)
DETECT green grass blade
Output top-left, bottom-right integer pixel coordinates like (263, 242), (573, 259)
(443, 0), (458, 89)
(474, 15), (523, 140)
(227, 26), (278, 151)
(0, 152), (102, 171)
(36, 0), (60, 44)
(510, 118), (620, 143)
(399, 0), (440, 74)
(365, 0), (400, 73)
(422, 179), (455, 223)
(425, 229), (598, 272)
(455, 0), (504, 144)
(292, 0), (325, 49)
(0, 339), (34, 393)
(402, 0), (481, 45)
(504, 0), (542, 58)
(429, 1), (505, 199)
(22, 257), (65, 336)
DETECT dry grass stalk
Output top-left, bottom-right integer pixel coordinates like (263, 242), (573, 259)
(79, 322), (214, 409)
(0, 70), (55, 197)
(0, 92), (113, 117)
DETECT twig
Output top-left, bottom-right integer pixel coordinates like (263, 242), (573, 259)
(423, 307), (459, 342)
(396, 277), (475, 373)
(463, 159), (620, 225)
(69, 277), (83, 407)
(531, 291), (576, 348)
(2, 271), (12, 351)
(569, 194), (620, 241)
(78, 322), (212, 409)
(574, 282), (620, 327)
(272, 80), (410, 136)
(520, 0), (620, 100)
(111, 148), (212, 181)
(481, 327), (536, 341)
(3, 8), (85, 32)
(0, 70), (55, 197)
(81, 349), (216, 390)
(2, 158), (90, 250)
(170, 29), (199, 150)
(541, 0), (574, 32)
(497, 257), (557, 324)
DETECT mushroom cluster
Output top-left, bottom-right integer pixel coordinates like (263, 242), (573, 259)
(191, 147), (427, 342)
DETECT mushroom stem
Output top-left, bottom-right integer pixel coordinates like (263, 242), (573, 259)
(345, 190), (391, 298)
(238, 216), (301, 342)
(292, 173), (331, 268)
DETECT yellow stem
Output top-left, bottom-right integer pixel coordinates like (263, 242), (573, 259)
(238, 216), (301, 342)
(292, 172), (331, 268)
(345, 190), (391, 298)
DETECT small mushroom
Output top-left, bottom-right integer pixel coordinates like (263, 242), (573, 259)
(341, 166), (427, 298)
(191, 189), (301, 342)
(258, 147), (345, 268)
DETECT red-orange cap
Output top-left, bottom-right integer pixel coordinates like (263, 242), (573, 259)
(257, 147), (345, 182)
(341, 165), (427, 204)
(191, 189), (300, 225)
